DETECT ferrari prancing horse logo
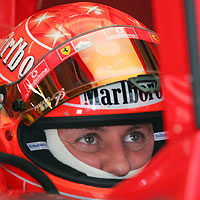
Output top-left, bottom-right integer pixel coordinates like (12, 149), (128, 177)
(152, 34), (159, 42)
(61, 45), (71, 55)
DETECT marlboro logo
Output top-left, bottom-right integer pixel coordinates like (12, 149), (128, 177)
(79, 81), (162, 109)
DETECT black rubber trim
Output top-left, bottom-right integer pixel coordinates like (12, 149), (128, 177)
(32, 112), (163, 129)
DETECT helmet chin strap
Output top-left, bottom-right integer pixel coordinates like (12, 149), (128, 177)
(45, 129), (148, 179)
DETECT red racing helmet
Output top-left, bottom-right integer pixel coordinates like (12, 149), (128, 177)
(0, 2), (164, 199)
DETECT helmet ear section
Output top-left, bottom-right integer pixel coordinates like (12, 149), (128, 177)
(17, 123), (81, 181)
(17, 122), (48, 157)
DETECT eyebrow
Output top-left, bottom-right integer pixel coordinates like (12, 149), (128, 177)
(84, 127), (104, 131)
(127, 125), (141, 129)
(83, 125), (144, 132)
(125, 124), (149, 133)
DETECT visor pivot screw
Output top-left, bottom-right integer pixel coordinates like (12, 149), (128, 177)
(5, 130), (13, 141)
(0, 94), (4, 104)
(12, 99), (24, 112)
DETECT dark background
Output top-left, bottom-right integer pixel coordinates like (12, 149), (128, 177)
(40, 0), (154, 29)
(0, 0), (153, 39)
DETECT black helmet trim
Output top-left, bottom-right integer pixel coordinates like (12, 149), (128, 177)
(31, 111), (163, 129)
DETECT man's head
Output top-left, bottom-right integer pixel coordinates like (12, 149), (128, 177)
(0, 1), (164, 199)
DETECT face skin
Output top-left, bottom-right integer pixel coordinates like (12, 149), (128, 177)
(58, 123), (154, 177)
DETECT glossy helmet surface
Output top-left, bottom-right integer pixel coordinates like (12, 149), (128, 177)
(0, 2), (163, 199)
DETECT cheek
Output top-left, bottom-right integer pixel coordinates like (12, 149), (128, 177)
(62, 142), (103, 169)
(127, 139), (154, 169)
(145, 137), (155, 154)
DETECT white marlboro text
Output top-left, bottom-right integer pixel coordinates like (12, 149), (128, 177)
(0, 32), (35, 78)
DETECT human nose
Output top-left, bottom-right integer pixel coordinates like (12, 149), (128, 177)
(102, 143), (132, 177)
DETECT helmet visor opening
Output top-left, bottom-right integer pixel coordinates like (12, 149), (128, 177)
(18, 112), (165, 188)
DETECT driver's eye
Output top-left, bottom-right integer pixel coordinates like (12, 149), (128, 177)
(79, 134), (97, 144)
(124, 131), (144, 143)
